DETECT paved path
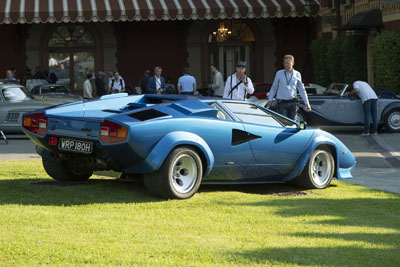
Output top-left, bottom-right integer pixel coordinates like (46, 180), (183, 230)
(1, 129), (399, 194)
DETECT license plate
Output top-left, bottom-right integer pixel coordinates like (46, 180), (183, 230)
(58, 138), (93, 154)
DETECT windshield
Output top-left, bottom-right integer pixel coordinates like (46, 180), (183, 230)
(223, 102), (296, 127)
(1, 87), (33, 102)
(325, 84), (347, 95)
(41, 86), (69, 94)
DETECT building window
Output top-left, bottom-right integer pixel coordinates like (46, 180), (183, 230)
(47, 25), (97, 92)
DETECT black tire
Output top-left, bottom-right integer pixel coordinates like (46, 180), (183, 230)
(295, 149), (335, 189)
(384, 109), (400, 133)
(42, 158), (92, 181)
(143, 146), (203, 199)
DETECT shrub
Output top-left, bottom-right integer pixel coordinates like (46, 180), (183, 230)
(341, 35), (367, 85)
(372, 31), (400, 93)
(310, 37), (331, 86)
(327, 37), (344, 83)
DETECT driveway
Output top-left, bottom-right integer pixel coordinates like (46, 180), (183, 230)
(1, 129), (400, 194)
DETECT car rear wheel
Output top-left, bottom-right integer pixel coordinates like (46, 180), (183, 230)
(42, 158), (92, 181)
(143, 146), (203, 199)
(384, 109), (400, 133)
(296, 149), (334, 189)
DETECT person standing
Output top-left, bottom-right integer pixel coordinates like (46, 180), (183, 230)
(33, 66), (45, 80)
(21, 68), (33, 86)
(83, 73), (93, 99)
(5, 70), (16, 81)
(109, 71), (125, 93)
(209, 64), (224, 97)
(346, 81), (379, 135)
(106, 70), (114, 92)
(139, 70), (151, 94)
(146, 67), (165, 94)
(177, 67), (196, 95)
(266, 55), (311, 120)
(165, 78), (177, 94)
(223, 61), (254, 100)
(95, 71), (107, 97)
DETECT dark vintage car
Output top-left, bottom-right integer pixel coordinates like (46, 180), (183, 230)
(254, 83), (400, 132)
(23, 94), (356, 199)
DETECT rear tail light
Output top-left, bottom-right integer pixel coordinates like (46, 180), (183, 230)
(99, 120), (128, 144)
(22, 113), (48, 136)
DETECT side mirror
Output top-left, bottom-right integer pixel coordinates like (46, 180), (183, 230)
(298, 121), (307, 130)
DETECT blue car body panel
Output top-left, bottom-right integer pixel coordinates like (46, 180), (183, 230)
(23, 94), (356, 183)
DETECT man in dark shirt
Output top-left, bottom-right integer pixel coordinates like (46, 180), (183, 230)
(33, 66), (45, 80)
(139, 70), (150, 94)
(95, 71), (107, 97)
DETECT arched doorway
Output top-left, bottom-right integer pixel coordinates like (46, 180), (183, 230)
(207, 20), (257, 81)
(43, 24), (102, 93)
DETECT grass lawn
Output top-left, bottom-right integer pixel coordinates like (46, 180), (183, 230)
(0, 159), (399, 266)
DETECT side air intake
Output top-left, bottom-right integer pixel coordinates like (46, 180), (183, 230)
(129, 109), (169, 121)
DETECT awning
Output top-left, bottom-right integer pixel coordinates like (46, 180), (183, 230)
(338, 9), (383, 31)
(0, 0), (320, 24)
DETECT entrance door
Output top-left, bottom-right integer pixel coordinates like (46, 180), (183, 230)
(208, 20), (256, 82)
(218, 44), (252, 79)
(49, 52), (95, 92)
(46, 25), (98, 93)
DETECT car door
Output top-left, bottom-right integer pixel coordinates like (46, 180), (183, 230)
(222, 102), (313, 181)
(201, 102), (257, 182)
(333, 86), (364, 124)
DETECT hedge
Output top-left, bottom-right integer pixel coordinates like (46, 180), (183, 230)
(372, 31), (400, 93)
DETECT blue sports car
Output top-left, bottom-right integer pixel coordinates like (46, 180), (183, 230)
(22, 94), (356, 199)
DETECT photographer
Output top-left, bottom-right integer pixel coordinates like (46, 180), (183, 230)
(223, 61), (254, 100)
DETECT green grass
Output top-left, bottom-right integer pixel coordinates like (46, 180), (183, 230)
(0, 160), (399, 266)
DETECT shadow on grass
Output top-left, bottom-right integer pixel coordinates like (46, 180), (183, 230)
(199, 183), (309, 196)
(228, 246), (399, 267)
(0, 177), (311, 206)
(222, 195), (400, 266)
(0, 177), (159, 206)
(218, 196), (400, 230)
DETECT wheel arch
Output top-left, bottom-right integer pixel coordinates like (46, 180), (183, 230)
(381, 103), (400, 121)
(284, 137), (341, 182)
(127, 131), (214, 175)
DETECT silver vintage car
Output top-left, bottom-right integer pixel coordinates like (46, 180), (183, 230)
(0, 84), (65, 133)
(254, 83), (400, 132)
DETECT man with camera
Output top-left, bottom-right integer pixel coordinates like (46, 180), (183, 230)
(223, 61), (254, 100)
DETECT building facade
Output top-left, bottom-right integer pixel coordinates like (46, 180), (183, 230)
(317, 0), (400, 85)
(0, 0), (319, 95)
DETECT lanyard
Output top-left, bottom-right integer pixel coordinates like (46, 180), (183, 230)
(284, 71), (293, 86)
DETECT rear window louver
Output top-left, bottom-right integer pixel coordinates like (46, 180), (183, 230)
(129, 109), (169, 121)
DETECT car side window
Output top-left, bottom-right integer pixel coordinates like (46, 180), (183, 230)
(209, 102), (233, 121)
(223, 102), (283, 127)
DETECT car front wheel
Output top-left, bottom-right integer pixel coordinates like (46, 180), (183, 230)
(42, 158), (93, 181)
(296, 149), (335, 189)
(384, 109), (400, 133)
(143, 146), (203, 199)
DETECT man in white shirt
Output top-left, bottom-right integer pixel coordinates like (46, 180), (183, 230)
(83, 73), (93, 99)
(109, 71), (125, 93)
(266, 55), (311, 120)
(346, 81), (379, 135)
(177, 68), (196, 95)
(209, 64), (224, 97)
(223, 61), (254, 100)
